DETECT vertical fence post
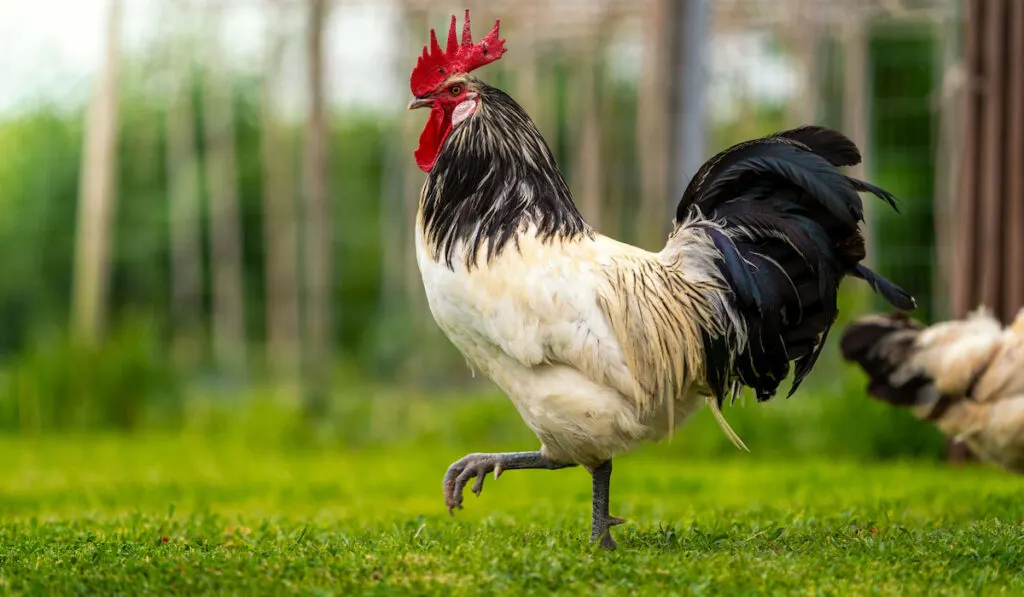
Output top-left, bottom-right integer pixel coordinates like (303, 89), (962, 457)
(669, 0), (709, 212)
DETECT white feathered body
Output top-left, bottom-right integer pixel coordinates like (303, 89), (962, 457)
(416, 219), (721, 466)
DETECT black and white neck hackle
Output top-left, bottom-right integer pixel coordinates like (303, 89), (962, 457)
(419, 81), (592, 270)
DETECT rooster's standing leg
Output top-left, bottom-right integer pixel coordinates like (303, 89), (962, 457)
(443, 451), (575, 514)
(588, 459), (626, 550)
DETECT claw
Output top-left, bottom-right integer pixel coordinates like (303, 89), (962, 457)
(440, 452), (569, 516)
(442, 454), (500, 515)
(443, 462), (465, 514)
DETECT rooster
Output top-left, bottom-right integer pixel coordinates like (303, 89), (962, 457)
(841, 308), (1024, 474)
(407, 10), (915, 548)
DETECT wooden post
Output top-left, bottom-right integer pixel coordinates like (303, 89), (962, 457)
(950, 0), (982, 321)
(72, 0), (122, 344)
(842, 14), (873, 267)
(669, 0), (709, 211)
(787, 7), (822, 127)
(512, 1), (545, 133)
(945, 0), (1024, 463)
(573, 38), (603, 229)
(636, 0), (672, 245)
(1005, 0), (1024, 315)
(261, 0), (302, 383)
(932, 2), (964, 320)
(976, 0), (1006, 313)
(952, 0), (1023, 322)
(202, 6), (247, 377)
(302, 0), (333, 420)
(166, 1), (205, 364)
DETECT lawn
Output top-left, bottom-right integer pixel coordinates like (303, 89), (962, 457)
(1, 434), (1023, 595)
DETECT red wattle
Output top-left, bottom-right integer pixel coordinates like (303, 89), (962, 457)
(415, 104), (453, 172)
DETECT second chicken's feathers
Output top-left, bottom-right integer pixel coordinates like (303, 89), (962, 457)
(840, 308), (1020, 406)
(841, 308), (1024, 473)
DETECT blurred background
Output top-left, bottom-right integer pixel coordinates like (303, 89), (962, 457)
(0, 0), (1020, 462)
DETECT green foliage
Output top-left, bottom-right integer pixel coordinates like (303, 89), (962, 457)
(333, 116), (387, 355)
(0, 436), (1022, 594)
(0, 72), (394, 362)
(0, 276), (943, 459)
(160, 370), (942, 464)
(815, 22), (939, 321)
(0, 318), (181, 432)
(0, 109), (81, 353)
(870, 24), (939, 320)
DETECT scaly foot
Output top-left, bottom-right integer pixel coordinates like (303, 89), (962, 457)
(591, 513), (627, 549)
(443, 453), (503, 513)
(442, 451), (576, 514)
(589, 459), (626, 550)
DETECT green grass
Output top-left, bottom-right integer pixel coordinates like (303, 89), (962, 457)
(1, 435), (1023, 595)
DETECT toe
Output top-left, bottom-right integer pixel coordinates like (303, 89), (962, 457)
(443, 463), (466, 514)
(453, 466), (480, 508)
(599, 534), (618, 550)
(444, 483), (460, 514)
(442, 455), (500, 514)
(591, 528), (619, 550)
(455, 466), (474, 487)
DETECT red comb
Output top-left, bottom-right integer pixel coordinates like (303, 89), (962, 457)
(410, 9), (506, 97)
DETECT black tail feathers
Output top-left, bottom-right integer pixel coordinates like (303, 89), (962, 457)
(679, 125), (915, 406)
(854, 264), (917, 311)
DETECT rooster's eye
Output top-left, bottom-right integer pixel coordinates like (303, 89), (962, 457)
(449, 85), (461, 96)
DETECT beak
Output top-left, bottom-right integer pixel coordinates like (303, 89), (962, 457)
(407, 97), (432, 110)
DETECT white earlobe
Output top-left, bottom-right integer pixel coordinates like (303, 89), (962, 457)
(452, 99), (477, 125)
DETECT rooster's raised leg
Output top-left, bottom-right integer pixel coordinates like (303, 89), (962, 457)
(443, 451), (575, 513)
(443, 452), (624, 549)
(588, 459), (626, 549)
